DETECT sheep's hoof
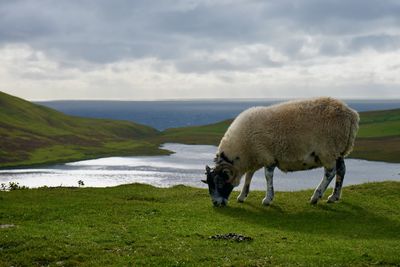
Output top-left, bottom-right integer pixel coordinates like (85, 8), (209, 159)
(310, 196), (320, 205)
(327, 195), (339, 203)
(237, 194), (247, 203)
(262, 198), (272, 206)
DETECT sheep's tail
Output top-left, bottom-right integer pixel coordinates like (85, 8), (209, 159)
(342, 109), (360, 157)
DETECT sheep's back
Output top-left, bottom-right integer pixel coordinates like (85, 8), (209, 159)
(226, 97), (359, 171)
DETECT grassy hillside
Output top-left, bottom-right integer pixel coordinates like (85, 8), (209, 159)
(156, 119), (233, 145)
(350, 109), (400, 162)
(1, 182), (399, 266)
(160, 108), (400, 163)
(357, 109), (400, 138)
(0, 91), (168, 168)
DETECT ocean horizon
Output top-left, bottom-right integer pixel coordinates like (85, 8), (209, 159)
(37, 99), (400, 130)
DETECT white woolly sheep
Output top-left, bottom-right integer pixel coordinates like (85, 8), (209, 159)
(203, 97), (359, 206)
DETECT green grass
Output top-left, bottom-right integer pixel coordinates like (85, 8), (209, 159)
(358, 109), (400, 138)
(1, 182), (399, 266)
(155, 119), (233, 145)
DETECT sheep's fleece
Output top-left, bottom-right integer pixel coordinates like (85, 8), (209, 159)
(217, 97), (359, 183)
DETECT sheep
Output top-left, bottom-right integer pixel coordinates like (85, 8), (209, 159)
(203, 97), (359, 206)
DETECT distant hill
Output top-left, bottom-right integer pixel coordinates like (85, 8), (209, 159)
(0, 91), (167, 168)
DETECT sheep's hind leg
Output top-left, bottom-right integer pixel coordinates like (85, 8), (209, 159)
(237, 171), (255, 203)
(327, 158), (346, 203)
(310, 167), (336, 204)
(262, 166), (276, 206)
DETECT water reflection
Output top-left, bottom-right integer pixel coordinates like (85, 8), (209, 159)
(0, 143), (399, 191)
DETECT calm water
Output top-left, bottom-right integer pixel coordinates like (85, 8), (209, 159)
(1, 144), (399, 191)
(37, 99), (400, 130)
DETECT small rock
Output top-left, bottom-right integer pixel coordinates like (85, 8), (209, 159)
(0, 224), (15, 229)
(208, 233), (253, 242)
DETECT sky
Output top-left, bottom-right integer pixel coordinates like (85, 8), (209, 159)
(1, 0), (400, 100)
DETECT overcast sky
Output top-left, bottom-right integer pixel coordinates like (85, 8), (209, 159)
(1, 0), (400, 100)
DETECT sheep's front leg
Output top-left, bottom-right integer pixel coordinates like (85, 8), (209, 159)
(237, 171), (255, 203)
(328, 158), (346, 203)
(310, 167), (336, 204)
(262, 166), (276, 206)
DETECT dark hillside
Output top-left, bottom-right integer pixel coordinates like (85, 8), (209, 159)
(0, 91), (165, 167)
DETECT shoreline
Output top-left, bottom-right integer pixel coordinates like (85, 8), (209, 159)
(1, 143), (399, 191)
(1, 141), (399, 170)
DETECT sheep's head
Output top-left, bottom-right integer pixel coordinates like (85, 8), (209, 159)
(202, 152), (239, 207)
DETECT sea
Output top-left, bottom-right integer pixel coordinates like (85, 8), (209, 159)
(36, 99), (400, 130)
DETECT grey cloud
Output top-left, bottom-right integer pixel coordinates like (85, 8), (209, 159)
(263, 0), (400, 34)
(175, 57), (283, 74)
(1, 0), (400, 73)
(319, 40), (345, 56)
(154, 2), (265, 41)
(350, 34), (400, 52)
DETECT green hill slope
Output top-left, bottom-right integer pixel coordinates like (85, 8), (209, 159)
(157, 119), (234, 145)
(357, 108), (400, 138)
(0, 91), (167, 167)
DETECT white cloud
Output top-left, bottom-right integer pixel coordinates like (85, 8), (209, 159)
(1, 1), (400, 99)
(1, 44), (400, 100)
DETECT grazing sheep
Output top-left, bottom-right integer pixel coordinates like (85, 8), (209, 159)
(203, 97), (359, 206)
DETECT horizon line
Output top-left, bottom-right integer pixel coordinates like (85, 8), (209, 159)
(33, 97), (400, 102)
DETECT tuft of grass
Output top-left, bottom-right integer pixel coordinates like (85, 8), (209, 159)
(1, 182), (399, 266)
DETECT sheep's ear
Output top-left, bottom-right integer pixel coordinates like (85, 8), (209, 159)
(201, 179), (208, 184)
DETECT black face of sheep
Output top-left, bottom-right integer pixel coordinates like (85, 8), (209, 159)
(203, 165), (234, 207)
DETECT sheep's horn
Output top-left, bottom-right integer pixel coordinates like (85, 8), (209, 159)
(226, 177), (235, 184)
(220, 152), (234, 165)
(205, 165), (211, 175)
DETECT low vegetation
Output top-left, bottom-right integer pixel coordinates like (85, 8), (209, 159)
(1, 182), (399, 266)
(352, 109), (400, 162)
